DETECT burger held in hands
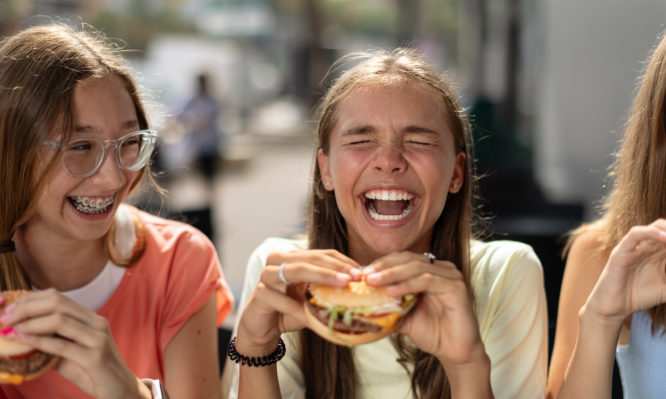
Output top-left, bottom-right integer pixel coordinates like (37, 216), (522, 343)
(304, 278), (418, 346)
(0, 291), (58, 385)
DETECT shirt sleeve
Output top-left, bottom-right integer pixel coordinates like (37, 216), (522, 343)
(159, 227), (234, 353)
(477, 243), (548, 399)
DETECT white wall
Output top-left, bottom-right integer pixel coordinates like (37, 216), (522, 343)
(536, 1), (666, 218)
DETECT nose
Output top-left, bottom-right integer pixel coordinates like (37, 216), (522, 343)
(89, 145), (127, 189)
(372, 142), (406, 174)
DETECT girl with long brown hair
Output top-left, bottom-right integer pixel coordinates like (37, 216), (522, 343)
(0, 24), (233, 398)
(227, 48), (547, 399)
(547, 30), (666, 399)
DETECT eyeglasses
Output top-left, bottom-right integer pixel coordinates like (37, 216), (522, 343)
(42, 130), (158, 178)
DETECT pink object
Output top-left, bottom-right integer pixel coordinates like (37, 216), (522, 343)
(0, 327), (15, 337)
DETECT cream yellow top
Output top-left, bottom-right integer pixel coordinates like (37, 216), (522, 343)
(228, 237), (547, 399)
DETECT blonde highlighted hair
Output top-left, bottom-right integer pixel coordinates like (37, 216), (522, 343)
(569, 30), (666, 332)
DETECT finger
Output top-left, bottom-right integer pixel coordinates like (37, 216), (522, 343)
(364, 251), (445, 275)
(386, 270), (468, 299)
(616, 224), (666, 255)
(15, 328), (96, 365)
(262, 262), (352, 289)
(13, 311), (109, 350)
(364, 255), (459, 286)
(239, 283), (307, 338)
(2, 290), (103, 330)
(268, 249), (361, 275)
(364, 251), (415, 273)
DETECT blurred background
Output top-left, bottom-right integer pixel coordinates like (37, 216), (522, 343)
(2, 0), (666, 393)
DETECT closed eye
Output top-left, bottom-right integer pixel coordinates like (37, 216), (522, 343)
(405, 140), (433, 146)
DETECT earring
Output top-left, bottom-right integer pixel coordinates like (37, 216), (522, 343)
(452, 183), (458, 188)
(325, 180), (330, 187)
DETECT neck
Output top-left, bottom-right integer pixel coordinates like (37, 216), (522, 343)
(13, 229), (108, 291)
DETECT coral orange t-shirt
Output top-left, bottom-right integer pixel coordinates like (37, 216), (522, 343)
(0, 206), (233, 398)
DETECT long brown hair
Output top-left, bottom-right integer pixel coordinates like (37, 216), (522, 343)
(0, 23), (155, 290)
(301, 48), (477, 398)
(568, 30), (666, 332)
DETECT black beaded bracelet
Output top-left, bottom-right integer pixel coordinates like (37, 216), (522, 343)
(227, 337), (286, 367)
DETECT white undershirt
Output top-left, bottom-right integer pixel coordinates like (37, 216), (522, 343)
(60, 260), (126, 311)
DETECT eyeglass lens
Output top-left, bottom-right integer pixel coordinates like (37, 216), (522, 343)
(62, 132), (153, 177)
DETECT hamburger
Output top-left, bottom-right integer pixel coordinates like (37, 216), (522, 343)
(0, 291), (58, 385)
(303, 280), (418, 346)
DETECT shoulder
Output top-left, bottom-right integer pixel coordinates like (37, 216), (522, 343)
(567, 228), (609, 271)
(251, 236), (307, 257)
(121, 206), (218, 271)
(561, 227), (610, 294)
(470, 239), (542, 277)
(245, 236), (307, 274)
(470, 239), (543, 298)
(129, 205), (214, 250)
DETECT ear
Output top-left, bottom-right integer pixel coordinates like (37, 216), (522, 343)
(448, 152), (465, 194)
(317, 148), (334, 191)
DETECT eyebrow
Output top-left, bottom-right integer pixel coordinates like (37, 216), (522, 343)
(74, 120), (139, 134)
(403, 125), (439, 135)
(342, 125), (440, 136)
(341, 125), (375, 136)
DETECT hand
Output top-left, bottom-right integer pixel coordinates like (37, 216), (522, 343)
(235, 249), (361, 355)
(0, 289), (149, 399)
(585, 219), (666, 325)
(364, 252), (487, 368)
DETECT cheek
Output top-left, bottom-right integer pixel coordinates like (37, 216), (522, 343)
(125, 170), (143, 190)
(328, 151), (366, 184)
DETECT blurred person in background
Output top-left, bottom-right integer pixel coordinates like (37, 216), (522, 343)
(0, 23), (233, 398)
(174, 72), (224, 185)
(225, 48), (548, 399)
(547, 30), (666, 399)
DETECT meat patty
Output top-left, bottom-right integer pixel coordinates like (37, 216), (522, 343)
(0, 351), (55, 375)
(304, 299), (383, 334)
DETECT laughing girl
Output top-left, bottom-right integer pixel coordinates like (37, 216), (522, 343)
(0, 24), (233, 398)
(225, 48), (547, 399)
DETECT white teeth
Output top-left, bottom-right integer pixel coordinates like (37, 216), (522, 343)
(368, 203), (414, 221)
(70, 196), (114, 214)
(364, 190), (415, 221)
(365, 190), (414, 201)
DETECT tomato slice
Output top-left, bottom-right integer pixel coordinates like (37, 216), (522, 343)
(9, 349), (37, 359)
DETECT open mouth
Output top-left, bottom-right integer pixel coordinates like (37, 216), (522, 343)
(364, 189), (415, 221)
(68, 195), (115, 214)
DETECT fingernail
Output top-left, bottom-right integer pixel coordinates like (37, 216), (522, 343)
(385, 285), (400, 295)
(0, 327), (15, 337)
(336, 273), (351, 285)
(0, 303), (16, 324)
(10, 329), (27, 343)
(349, 268), (362, 279)
(2, 302), (15, 317)
(366, 272), (381, 284)
(363, 266), (375, 275)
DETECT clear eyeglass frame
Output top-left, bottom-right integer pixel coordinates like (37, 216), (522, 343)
(41, 129), (158, 178)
